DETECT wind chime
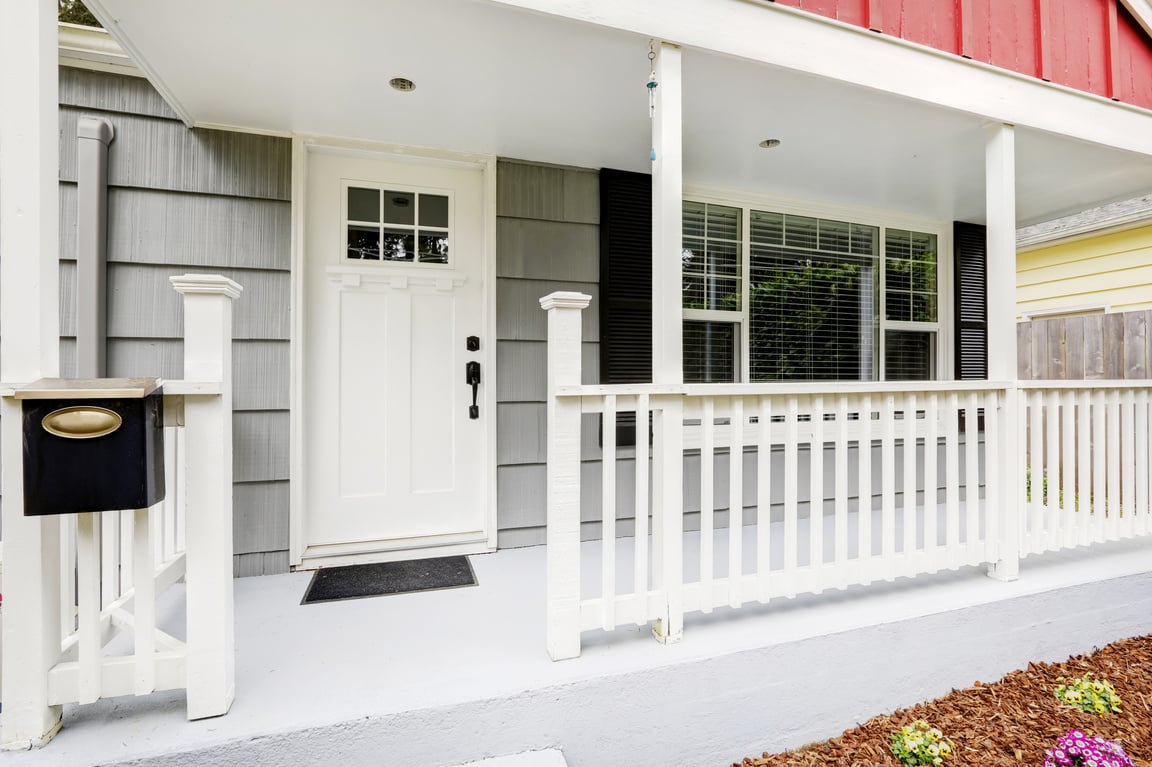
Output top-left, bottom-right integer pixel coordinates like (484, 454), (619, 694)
(647, 41), (658, 162)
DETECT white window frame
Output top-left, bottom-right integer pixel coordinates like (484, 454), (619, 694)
(681, 185), (954, 382)
(340, 179), (454, 267)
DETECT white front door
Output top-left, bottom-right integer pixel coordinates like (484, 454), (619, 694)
(301, 147), (493, 563)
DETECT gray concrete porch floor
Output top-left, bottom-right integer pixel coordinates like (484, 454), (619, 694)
(5, 528), (1152, 767)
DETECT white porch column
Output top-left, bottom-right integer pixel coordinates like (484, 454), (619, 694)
(650, 41), (686, 645)
(651, 42), (683, 386)
(541, 291), (590, 661)
(0, 0), (63, 749)
(171, 274), (242, 719)
(985, 123), (1021, 581)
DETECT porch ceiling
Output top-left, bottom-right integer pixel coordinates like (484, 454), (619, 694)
(90, 0), (1152, 226)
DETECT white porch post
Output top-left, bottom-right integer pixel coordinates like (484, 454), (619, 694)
(985, 123), (1021, 581)
(0, 0), (63, 749)
(541, 291), (591, 661)
(650, 41), (685, 644)
(171, 274), (242, 719)
(651, 42), (684, 386)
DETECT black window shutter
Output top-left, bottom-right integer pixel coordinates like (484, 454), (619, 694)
(599, 168), (653, 383)
(599, 168), (653, 446)
(953, 221), (987, 380)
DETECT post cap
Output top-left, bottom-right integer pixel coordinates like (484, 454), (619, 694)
(539, 292), (592, 311)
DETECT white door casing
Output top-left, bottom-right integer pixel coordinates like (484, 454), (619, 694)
(295, 144), (495, 565)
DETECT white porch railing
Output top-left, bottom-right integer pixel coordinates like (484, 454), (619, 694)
(1019, 382), (1152, 554)
(1, 274), (241, 749)
(542, 294), (1152, 660)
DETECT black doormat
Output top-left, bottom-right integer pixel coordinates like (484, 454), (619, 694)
(301, 555), (477, 605)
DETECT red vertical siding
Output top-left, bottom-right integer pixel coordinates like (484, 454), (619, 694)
(770, 0), (1152, 110)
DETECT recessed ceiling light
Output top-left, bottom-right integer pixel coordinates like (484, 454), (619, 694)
(759, 138), (782, 149)
(389, 77), (415, 92)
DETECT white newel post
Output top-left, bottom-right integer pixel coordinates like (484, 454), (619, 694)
(650, 41), (685, 645)
(984, 124), (1021, 582)
(541, 291), (590, 661)
(171, 274), (242, 718)
(0, 0), (63, 749)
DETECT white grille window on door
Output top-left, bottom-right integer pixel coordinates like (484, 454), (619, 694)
(345, 185), (450, 264)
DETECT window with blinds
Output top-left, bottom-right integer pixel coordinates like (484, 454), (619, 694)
(599, 170), (965, 399)
(684, 320), (738, 383)
(678, 201), (942, 383)
(748, 212), (879, 381)
(683, 202), (742, 311)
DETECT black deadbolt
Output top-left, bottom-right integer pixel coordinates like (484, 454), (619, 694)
(466, 336), (480, 352)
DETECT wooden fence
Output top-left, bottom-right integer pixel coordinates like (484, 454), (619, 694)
(1019, 309), (1152, 380)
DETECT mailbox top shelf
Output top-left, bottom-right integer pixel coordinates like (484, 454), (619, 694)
(13, 377), (161, 400)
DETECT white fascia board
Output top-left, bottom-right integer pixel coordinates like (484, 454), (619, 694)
(80, 0), (195, 126)
(490, 0), (1152, 156)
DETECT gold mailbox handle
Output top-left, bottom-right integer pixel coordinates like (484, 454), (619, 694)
(42, 406), (123, 439)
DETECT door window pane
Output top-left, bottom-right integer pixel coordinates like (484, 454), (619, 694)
(382, 191), (415, 225)
(348, 187), (379, 222)
(418, 234), (449, 264)
(381, 229), (414, 261)
(419, 195), (449, 227)
(347, 225), (380, 260)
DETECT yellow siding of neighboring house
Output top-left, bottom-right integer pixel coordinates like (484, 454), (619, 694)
(1016, 224), (1152, 318)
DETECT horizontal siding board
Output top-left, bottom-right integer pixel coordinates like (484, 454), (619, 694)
(104, 188), (291, 270)
(93, 264), (288, 341)
(496, 160), (598, 224)
(59, 108), (291, 200)
(59, 338), (78, 378)
(60, 183), (78, 261)
(496, 279), (598, 342)
(496, 404), (600, 464)
(1017, 227), (1152, 315)
(562, 166), (600, 225)
(233, 481), (290, 555)
(59, 339), (283, 412)
(496, 461), (628, 531)
(60, 67), (179, 120)
(496, 161), (564, 221)
(495, 340), (599, 402)
(233, 340), (290, 410)
(233, 410), (290, 482)
(109, 338), (185, 379)
(496, 218), (599, 281)
(233, 550), (290, 578)
(1017, 264), (1152, 304)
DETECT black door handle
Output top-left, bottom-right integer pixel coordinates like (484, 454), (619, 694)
(466, 361), (481, 419)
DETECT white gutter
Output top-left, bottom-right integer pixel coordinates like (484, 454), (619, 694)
(58, 22), (141, 78)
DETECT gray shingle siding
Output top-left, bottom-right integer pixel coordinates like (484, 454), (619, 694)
(59, 66), (291, 575)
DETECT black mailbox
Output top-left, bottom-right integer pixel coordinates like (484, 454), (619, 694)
(17, 378), (165, 516)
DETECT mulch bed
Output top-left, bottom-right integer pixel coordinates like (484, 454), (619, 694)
(735, 634), (1152, 766)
